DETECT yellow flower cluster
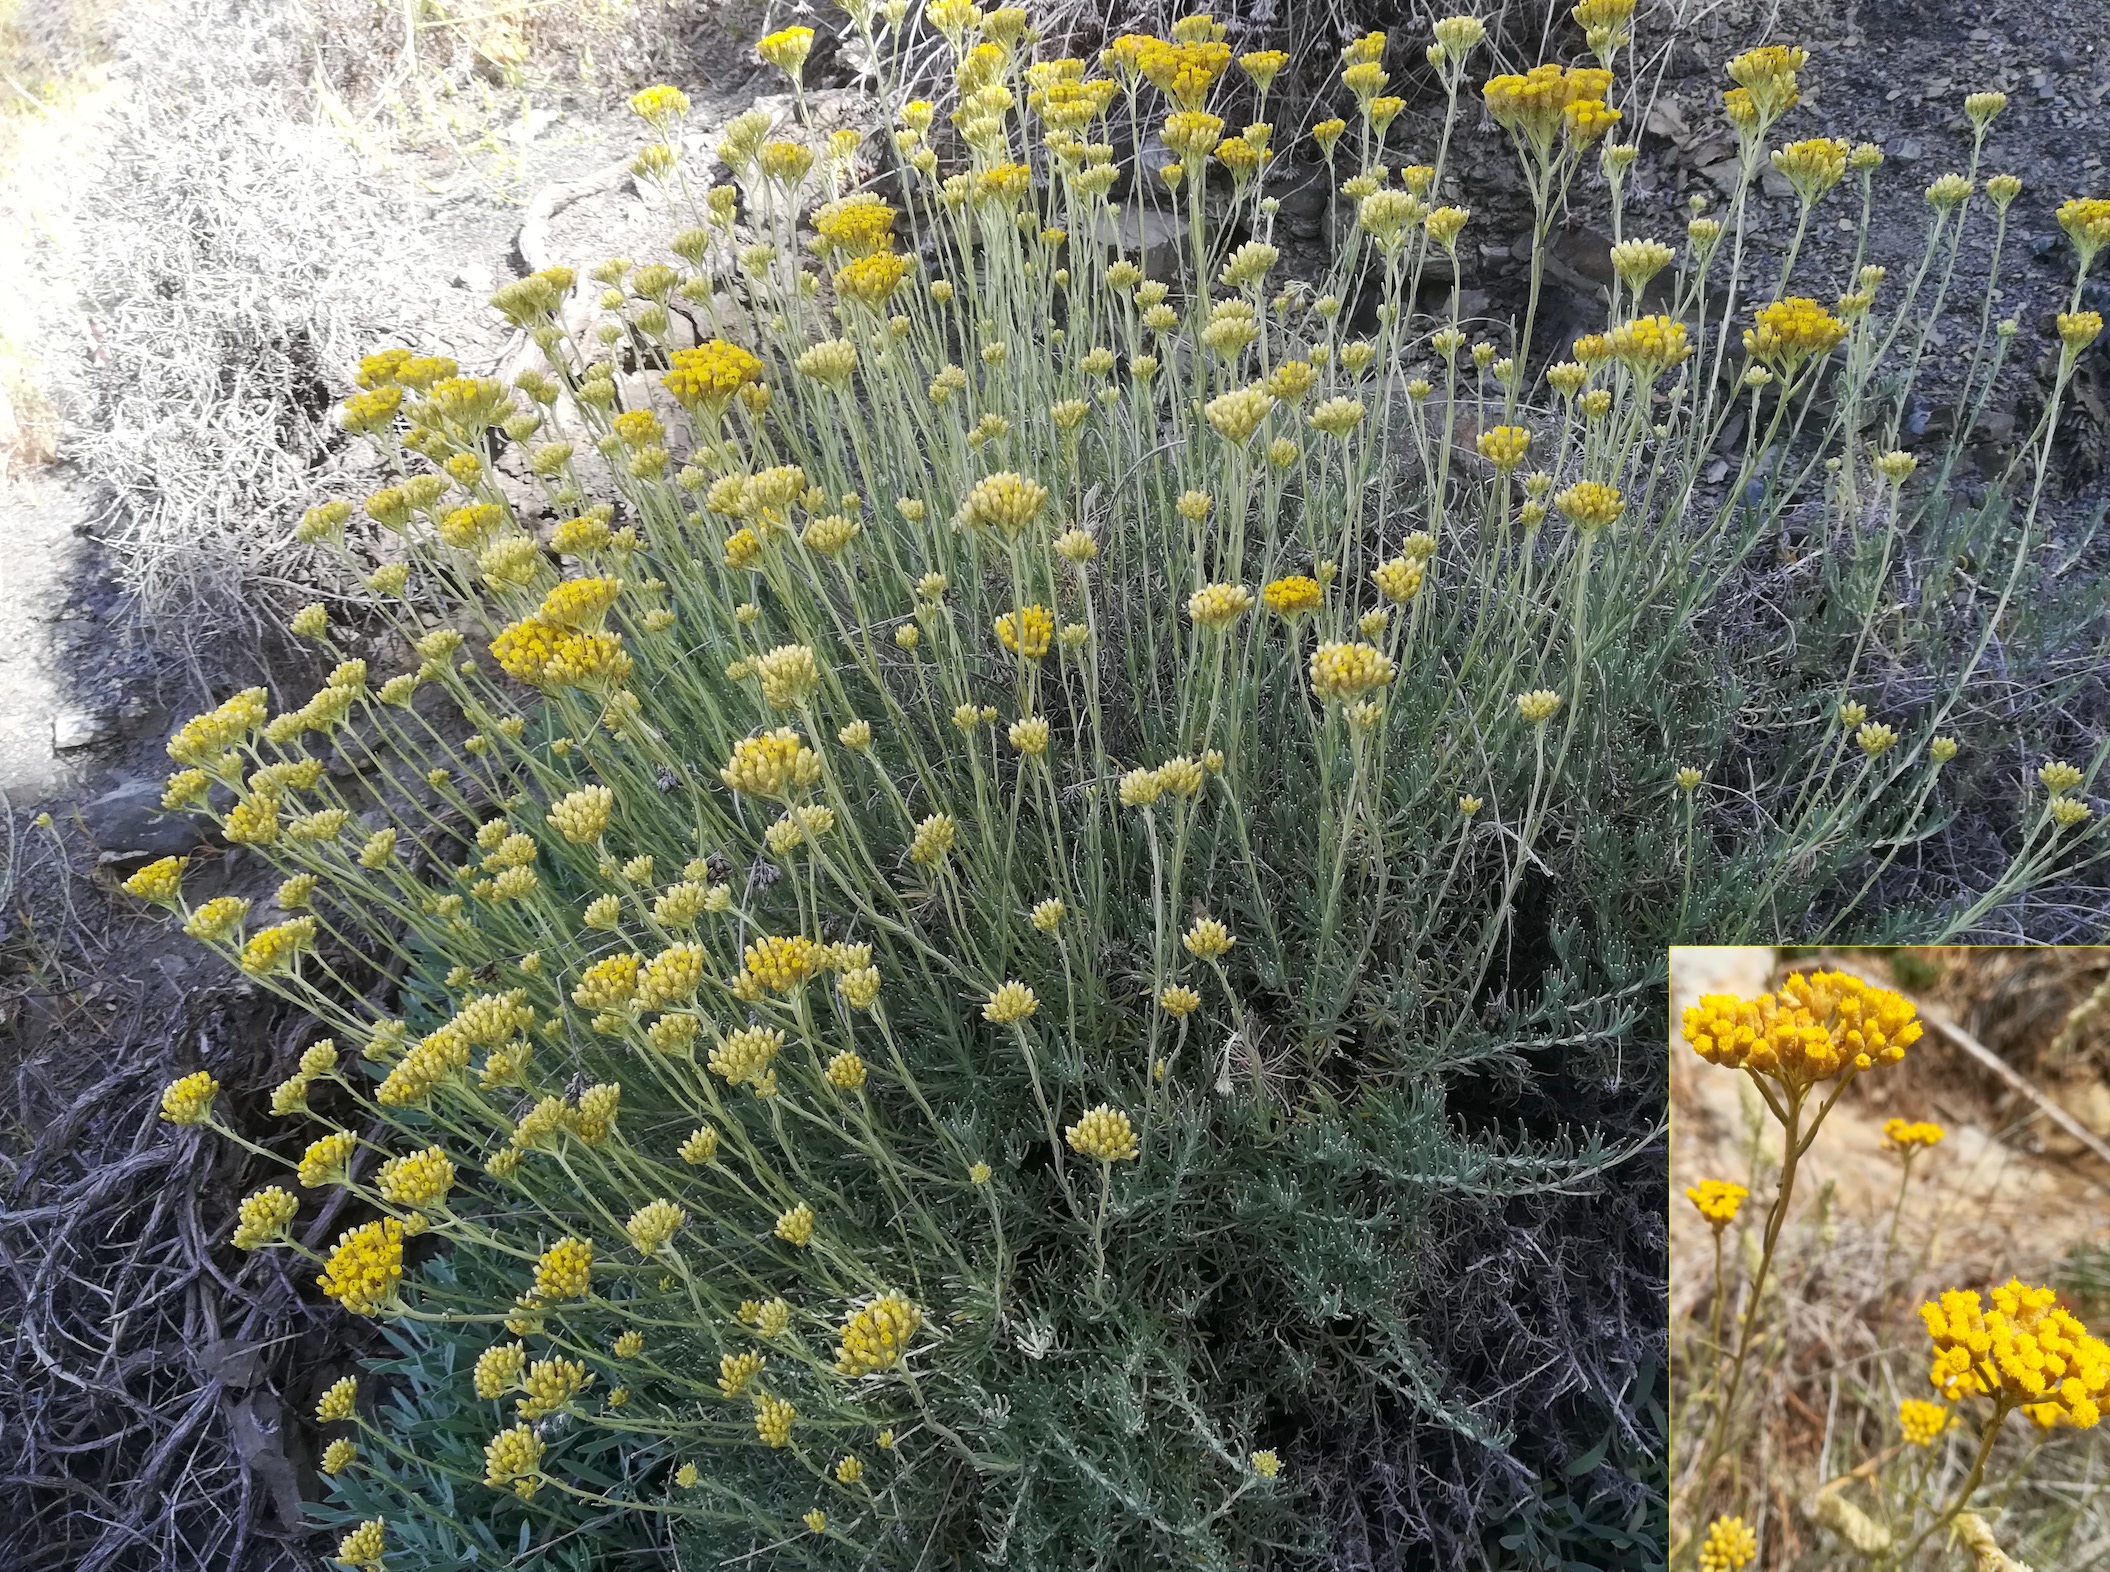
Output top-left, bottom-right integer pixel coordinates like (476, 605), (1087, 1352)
(625, 1198), (686, 1255)
(664, 340), (763, 413)
(299, 1130), (358, 1187)
(1482, 62), (1615, 148)
(742, 933), (822, 994)
(1684, 1178), (1747, 1228)
(710, 1024), (785, 1089)
(1698, 1515), (1757, 1572)
(719, 1349), (765, 1396)
(835, 1291), (923, 1375)
(231, 1185), (299, 1249)
(754, 1393), (797, 1447)
(159, 1070), (219, 1124)
(475, 1341), (527, 1399)
(317, 1375), (358, 1422)
(483, 1424), (544, 1497)
(1262, 575), (1321, 616)
(1682, 971), (1921, 1083)
(1922, 1278), (2110, 1426)
(1309, 641), (1395, 704)
(167, 687), (268, 766)
(1744, 296), (1848, 368)
(518, 1355), (590, 1419)
(317, 1219), (405, 1315)
(1607, 314), (1690, 374)
(1066, 1104), (1139, 1162)
(958, 471), (1048, 534)
(377, 1146), (455, 1211)
(1555, 480), (1624, 530)
(335, 1520), (387, 1572)
(722, 728), (822, 798)
(2057, 196), (2110, 261)
(995, 603), (1055, 659)
(1882, 1118), (1945, 1154)
(1772, 136), (1848, 200)
(1899, 1397), (1950, 1446)
(983, 980), (1039, 1024)
(535, 1236), (594, 1299)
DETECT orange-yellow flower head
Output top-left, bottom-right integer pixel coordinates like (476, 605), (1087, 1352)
(1921, 1278), (2110, 1428)
(1483, 63), (1615, 153)
(1744, 297), (1848, 370)
(1899, 1398), (1949, 1446)
(1681, 970), (1922, 1084)
(1698, 1516), (1757, 1572)
(1684, 1178), (1747, 1229)
(1882, 1117), (1945, 1155)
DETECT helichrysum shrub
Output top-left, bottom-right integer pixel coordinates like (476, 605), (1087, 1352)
(136, 2), (2109, 1565)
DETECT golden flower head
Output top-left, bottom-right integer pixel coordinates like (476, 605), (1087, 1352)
(995, 603), (1055, 660)
(377, 1146), (455, 1211)
(474, 1340), (527, 1399)
(835, 1291), (922, 1375)
(1771, 137), (1848, 202)
(317, 1375), (358, 1423)
(1899, 1397), (1950, 1446)
(1263, 575), (1322, 616)
(1160, 983), (1203, 1017)
(2058, 311), (2104, 355)
(1698, 1515), (1757, 1572)
(752, 644), (822, 710)
(1476, 424), (1531, 470)
(1482, 62), (1614, 151)
(721, 729), (822, 799)
(317, 1218), (405, 1316)
(1555, 480), (1624, 530)
(1683, 970), (1922, 1083)
(1515, 688), (1563, 725)
(160, 1069), (219, 1124)
(1744, 296), (1848, 369)
(231, 1185), (299, 1250)
(1684, 1178), (1747, 1228)
(1205, 386), (1275, 444)
(534, 1236), (594, 1299)
(1183, 918), (1233, 960)
(1922, 1277), (2110, 1427)
(483, 1423), (545, 1498)
(1883, 1117), (1945, 1155)
(959, 471), (1049, 535)
(335, 1520), (388, 1572)
(909, 812), (958, 866)
(2058, 196), (2110, 265)
(758, 24), (814, 77)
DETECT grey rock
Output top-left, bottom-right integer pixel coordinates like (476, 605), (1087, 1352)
(53, 710), (117, 750)
(80, 778), (206, 857)
(1088, 204), (1184, 281)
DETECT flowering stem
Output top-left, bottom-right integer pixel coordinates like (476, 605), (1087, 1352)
(1875, 1151), (1914, 1310)
(1894, 1401), (2009, 1569)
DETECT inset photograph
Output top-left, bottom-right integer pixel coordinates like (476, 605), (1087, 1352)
(1671, 946), (2110, 1571)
